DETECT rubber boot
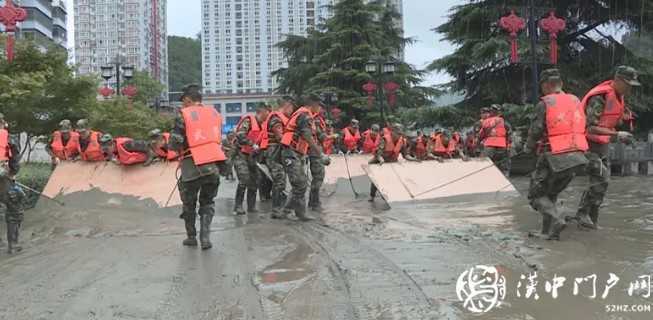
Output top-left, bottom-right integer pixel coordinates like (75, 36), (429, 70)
(247, 189), (258, 213)
(369, 185), (377, 202)
(7, 223), (21, 254)
(588, 205), (600, 229)
(309, 189), (323, 213)
(541, 214), (552, 235)
(233, 186), (246, 215)
(182, 218), (198, 247)
(575, 192), (596, 229)
(294, 201), (314, 222)
(548, 205), (567, 241)
(273, 197), (291, 219)
(199, 215), (213, 250)
(6, 224), (12, 254)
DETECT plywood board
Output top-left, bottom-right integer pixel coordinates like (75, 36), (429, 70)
(43, 161), (181, 207)
(362, 158), (516, 203)
(324, 154), (372, 184)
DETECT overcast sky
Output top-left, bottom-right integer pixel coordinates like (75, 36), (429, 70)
(67, 0), (460, 85)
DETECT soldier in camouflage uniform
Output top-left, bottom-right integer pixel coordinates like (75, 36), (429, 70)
(308, 105), (336, 212)
(575, 66), (638, 229)
(263, 97), (295, 218)
(479, 105), (513, 176)
(523, 69), (589, 240)
(0, 114), (25, 253)
(368, 123), (417, 202)
(169, 85), (224, 250)
(222, 132), (236, 181)
(280, 94), (330, 221)
(232, 104), (270, 215)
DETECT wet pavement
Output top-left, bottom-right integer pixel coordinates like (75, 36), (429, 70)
(2, 175), (653, 319)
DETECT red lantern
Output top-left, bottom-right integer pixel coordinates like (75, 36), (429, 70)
(122, 85), (138, 98)
(539, 11), (566, 65)
(98, 86), (114, 98)
(499, 10), (526, 64)
(362, 81), (377, 107)
(0, 0), (28, 63)
(383, 81), (400, 108)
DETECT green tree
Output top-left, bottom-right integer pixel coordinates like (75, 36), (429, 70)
(85, 97), (173, 139)
(123, 70), (165, 106)
(429, 0), (653, 132)
(167, 35), (201, 92)
(274, 0), (437, 123)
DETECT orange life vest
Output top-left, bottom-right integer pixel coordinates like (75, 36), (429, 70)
(153, 132), (179, 161)
(481, 116), (508, 148)
(542, 93), (589, 154)
(181, 105), (226, 165)
(415, 135), (427, 159)
(281, 107), (314, 155)
(342, 127), (361, 152)
(433, 135), (458, 157)
(260, 111), (290, 150)
(51, 131), (80, 160)
(362, 130), (381, 154)
(465, 135), (477, 152)
(580, 80), (626, 145)
(79, 131), (105, 161)
(115, 137), (148, 165)
(382, 130), (405, 162)
(0, 129), (11, 161)
(313, 113), (334, 155)
(235, 114), (262, 154)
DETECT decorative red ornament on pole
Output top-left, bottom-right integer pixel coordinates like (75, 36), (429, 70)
(499, 10), (526, 64)
(122, 85), (138, 98)
(98, 86), (114, 99)
(0, 0), (28, 63)
(362, 81), (377, 108)
(539, 11), (566, 65)
(383, 81), (400, 108)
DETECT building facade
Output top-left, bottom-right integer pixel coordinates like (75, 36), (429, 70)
(1, 0), (68, 50)
(74, 0), (168, 93)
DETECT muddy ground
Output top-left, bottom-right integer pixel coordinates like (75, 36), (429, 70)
(1, 175), (653, 320)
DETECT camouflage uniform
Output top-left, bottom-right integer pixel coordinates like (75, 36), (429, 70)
(368, 129), (412, 200)
(525, 95), (588, 239)
(221, 135), (236, 181)
(308, 119), (328, 211)
(282, 111), (317, 220)
(2, 133), (24, 254)
(264, 114), (288, 214)
(170, 102), (222, 249)
(233, 117), (260, 214)
(481, 119), (513, 176)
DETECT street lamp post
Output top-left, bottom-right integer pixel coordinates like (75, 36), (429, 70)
(320, 92), (338, 121)
(365, 58), (397, 126)
(100, 55), (135, 97)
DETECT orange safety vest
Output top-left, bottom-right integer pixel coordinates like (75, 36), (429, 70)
(414, 135), (427, 159)
(580, 80), (626, 145)
(433, 135), (458, 157)
(543, 92), (589, 154)
(260, 111), (289, 150)
(79, 131), (105, 161)
(481, 116), (508, 148)
(362, 130), (381, 154)
(181, 105), (226, 165)
(382, 130), (405, 162)
(281, 107), (314, 155)
(51, 131), (80, 160)
(235, 114), (262, 154)
(0, 129), (11, 161)
(115, 137), (149, 165)
(312, 113), (334, 155)
(153, 132), (179, 161)
(342, 127), (361, 152)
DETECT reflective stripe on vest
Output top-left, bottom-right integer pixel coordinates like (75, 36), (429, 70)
(281, 107), (313, 155)
(260, 112), (289, 150)
(80, 131), (105, 161)
(115, 137), (148, 165)
(342, 127), (361, 151)
(181, 105), (226, 165)
(362, 130), (381, 154)
(51, 131), (80, 160)
(0, 129), (10, 161)
(543, 93), (589, 155)
(580, 80), (626, 145)
(236, 114), (262, 154)
(382, 130), (404, 161)
(482, 116), (507, 148)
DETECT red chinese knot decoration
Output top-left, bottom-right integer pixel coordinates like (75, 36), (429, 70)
(362, 81), (377, 107)
(539, 11), (566, 65)
(98, 86), (114, 98)
(499, 10), (526, 64)
(122, 85), (138, 98)
(0, 0), (28, 62)
(383, 81), (400, 108)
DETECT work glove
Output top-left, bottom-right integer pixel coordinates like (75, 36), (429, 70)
(284, 158), (293, 167)
(321, 154), (331, 166)
(617, 131), (634, 144)
(377, 157), (385, 165)
(252, 144), (261, 153)
(338, 150), (344, 156)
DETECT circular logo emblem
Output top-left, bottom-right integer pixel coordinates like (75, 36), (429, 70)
(456, 265), (506, 313)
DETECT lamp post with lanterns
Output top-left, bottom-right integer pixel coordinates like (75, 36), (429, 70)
(364, 58), (399, 126)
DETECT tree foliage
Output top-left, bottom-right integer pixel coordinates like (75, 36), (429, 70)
(84, 98), (173, 139)
(274, 0), (438, 122)
(124, 70), (165, 106)
(167, 35), (201, 92)
(429, 0), (653, 132)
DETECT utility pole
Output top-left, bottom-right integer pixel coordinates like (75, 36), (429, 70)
(528, 0), (540, 104)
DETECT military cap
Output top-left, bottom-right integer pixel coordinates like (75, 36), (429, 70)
(371, 124), (380, 132)
(180, 84), (202, 101)
(148, 129), (163, 138)
(539, 68), (562, 84)
(76, 119), (89, 130)
(615, 66), (641, 87)
(391, 123), (404, 132)
(280, 95), (296, 104)
(325, 119), (334, 126)
(305, 93), (325, 107)
(59, 119), (72, 132)
(490, 104), (503, 112)
(256, 102), (272, 111)
(480, 107), (491, 113)
(100, 133), (113, 143)
(351, 119), (360, 127)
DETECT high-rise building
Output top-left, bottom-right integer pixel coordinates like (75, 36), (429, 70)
(1, 0), (68, 50)
(74, 0), (168, 93)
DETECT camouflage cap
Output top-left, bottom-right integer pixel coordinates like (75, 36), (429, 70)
(100, 133), (113, 143)
(615, 66), (641, 87)
(539, 68), (562, 84)
(351, 119), (360, 127)
(59, 119), (72, 132)
(180, 84), (202, 101)
(391, 123), (404, 133)
(76, 119), (89, 130)
(148, 129), (163, 138)
(490, 104), (503, 112)
(256, 102), (272, 111)
(371, 124), (380, 132)
(280, 95), (296, 104)
(480, 107), (491, 113)
(305, 93), (325, 107)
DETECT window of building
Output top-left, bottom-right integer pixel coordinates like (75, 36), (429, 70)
(226, 103), (242, 113)
(246, 103), (257, 112)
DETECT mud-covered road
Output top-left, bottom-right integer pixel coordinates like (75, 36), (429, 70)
(2, 176), (653, 320)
